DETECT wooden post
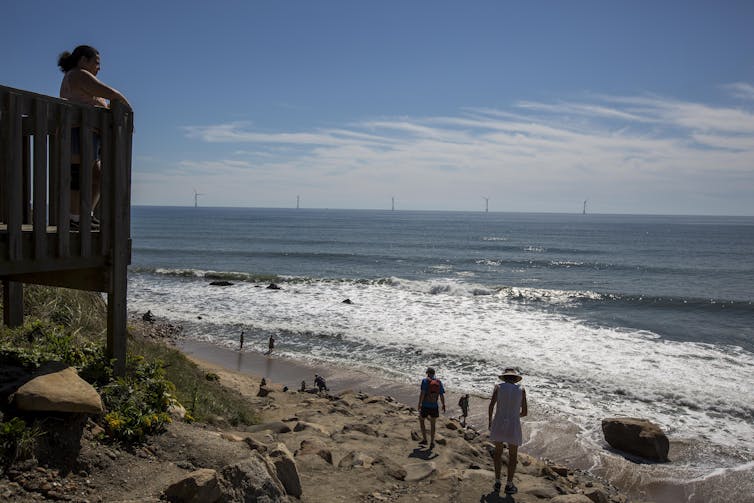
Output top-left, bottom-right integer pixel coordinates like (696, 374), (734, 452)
(2, 280), (23, 327)
(106, 101), (131, 376)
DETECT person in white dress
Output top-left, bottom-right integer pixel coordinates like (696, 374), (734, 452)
(488, 368), (528, 494)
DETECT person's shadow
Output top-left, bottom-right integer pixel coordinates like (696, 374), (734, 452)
(407, 447), (439, 460)
(479, 490), (515, 502)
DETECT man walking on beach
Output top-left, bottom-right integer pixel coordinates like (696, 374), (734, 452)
(266, 335), (275, 355)
(418, 367), (445, 449)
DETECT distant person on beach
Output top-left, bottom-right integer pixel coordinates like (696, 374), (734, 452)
(458, 393), (469, 426)
(417, 367), (445, 449)
(265, 335), (275, 355)
(239, 330), (244, 350)
(57, 45), (131, 230)
(488, 368), (527, 495)
(314, 374), (328, 392)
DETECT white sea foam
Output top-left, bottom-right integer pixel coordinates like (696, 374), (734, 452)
(129, 271), (754, 499)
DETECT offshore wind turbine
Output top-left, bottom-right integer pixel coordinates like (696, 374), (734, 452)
(193, 188), (204, 208)
(482, 197), (489, 213)
(583, 199), (587, 215)
(296, 195), (300, 209)
(391, 197), (395, 211)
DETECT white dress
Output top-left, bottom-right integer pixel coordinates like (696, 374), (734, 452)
(489, 382), (523, 445)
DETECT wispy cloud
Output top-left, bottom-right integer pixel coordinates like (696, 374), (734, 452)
(723, 82), (754, 101)
(173, 89), (754, 214)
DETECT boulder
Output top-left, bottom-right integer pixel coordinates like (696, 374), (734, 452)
(243, 436), (268, 453)
(403, 461), (436, 482)
(601, 417), (669, 462)
(164, 468), (221, 503)
(247, 421), (292, 434)
(295, 438), (332, 464)
(550, 495), (594, 503)
(585, 488), (611, 503)
(342, 423), (378, 437)
(338, 451), (374, 469)
(293, 421), (329, 435)
(220, 452), (285, 502)
(374, 456), (406, 480)
(209, 281), (233, 286)
(269, 443), (302, 497)
(13, 367), (103, 414)
(266, 283), (281, 290)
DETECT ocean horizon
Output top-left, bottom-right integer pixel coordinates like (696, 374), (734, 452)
(128, 205), (754, 502)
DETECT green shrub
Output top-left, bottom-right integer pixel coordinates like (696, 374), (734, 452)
(0, 417), (43, 466)
(98, 355), (175, 444)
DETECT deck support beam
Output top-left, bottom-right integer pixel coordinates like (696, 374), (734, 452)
(2, 280), (23, 327)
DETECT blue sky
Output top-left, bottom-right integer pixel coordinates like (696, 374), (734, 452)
(4, 1), (754, 215)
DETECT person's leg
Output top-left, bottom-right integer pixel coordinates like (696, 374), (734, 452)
(505, 444), (519, 493)
(429, 416), (436, 446)
(419, 414), (428, 443)
(493, 442), (504, 482)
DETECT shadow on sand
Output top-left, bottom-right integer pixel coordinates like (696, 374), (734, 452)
(479, 490), (515, 502)
(407, 447), (439, 460)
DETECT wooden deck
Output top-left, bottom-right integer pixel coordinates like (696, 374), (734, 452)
(1, 84), (133, 374)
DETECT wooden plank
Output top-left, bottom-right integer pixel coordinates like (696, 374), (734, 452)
(2, 280), (23, 327)
(48, 121), (59, 224)
(56, 106), (71, 256)
(6, 93), (22, 261)
(99, 111), (112, 255)
(22, 135), (31, 225)
(33, 99), (48, 260)
(7, 267), (108, 292)
(107, 101), (130, 375)
(0, 88), (6, 224)
(79, 108), (93, 257)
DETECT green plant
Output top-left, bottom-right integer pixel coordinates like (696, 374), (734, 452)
(99, 355), (175, 444)
(0, 417), (43, 465)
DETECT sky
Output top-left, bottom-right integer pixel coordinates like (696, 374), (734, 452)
(3, 1), (754, 215)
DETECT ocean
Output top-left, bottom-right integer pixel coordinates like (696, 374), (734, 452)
(128, 206), (754, 502)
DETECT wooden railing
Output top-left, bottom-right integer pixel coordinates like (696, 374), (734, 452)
(0, 84), (133, 373)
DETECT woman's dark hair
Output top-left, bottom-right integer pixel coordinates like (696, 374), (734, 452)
(57, 45), (99, 72)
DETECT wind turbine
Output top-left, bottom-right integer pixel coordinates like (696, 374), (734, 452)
(583, 199), (587, 215)
(193, 189), (204, 208)
(391, 197), (395, 211)
(482, 197), (489, 213)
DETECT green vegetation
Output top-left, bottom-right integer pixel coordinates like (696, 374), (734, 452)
(0, 285), (258, 456)
(0, 417), (42, 466)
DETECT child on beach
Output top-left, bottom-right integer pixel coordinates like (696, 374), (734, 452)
(458, 394), (469, 426)
(488, 368), (527, 495)
(417, 367), (445, 449)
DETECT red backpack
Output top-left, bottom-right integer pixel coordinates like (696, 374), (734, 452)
(426, 378), (441, 402)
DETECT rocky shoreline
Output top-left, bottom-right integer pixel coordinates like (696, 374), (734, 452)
(0, 317), (634, 502)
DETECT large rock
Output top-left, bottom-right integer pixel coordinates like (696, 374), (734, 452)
(164, 468), (221, 503)
(403, 461), (437, 482)
(601, 417), (669, 462)
(13, 367), (103, 414)
(338, 451), (374, 469)
(220, 451), (285, 502)
(550, 495), (595, 503)
(295, 439), (332, 464)
(269, 443), (302, 498)
(247, 421), (292, 434)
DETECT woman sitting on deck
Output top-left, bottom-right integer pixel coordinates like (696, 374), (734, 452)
(58, 44), (131, 230)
